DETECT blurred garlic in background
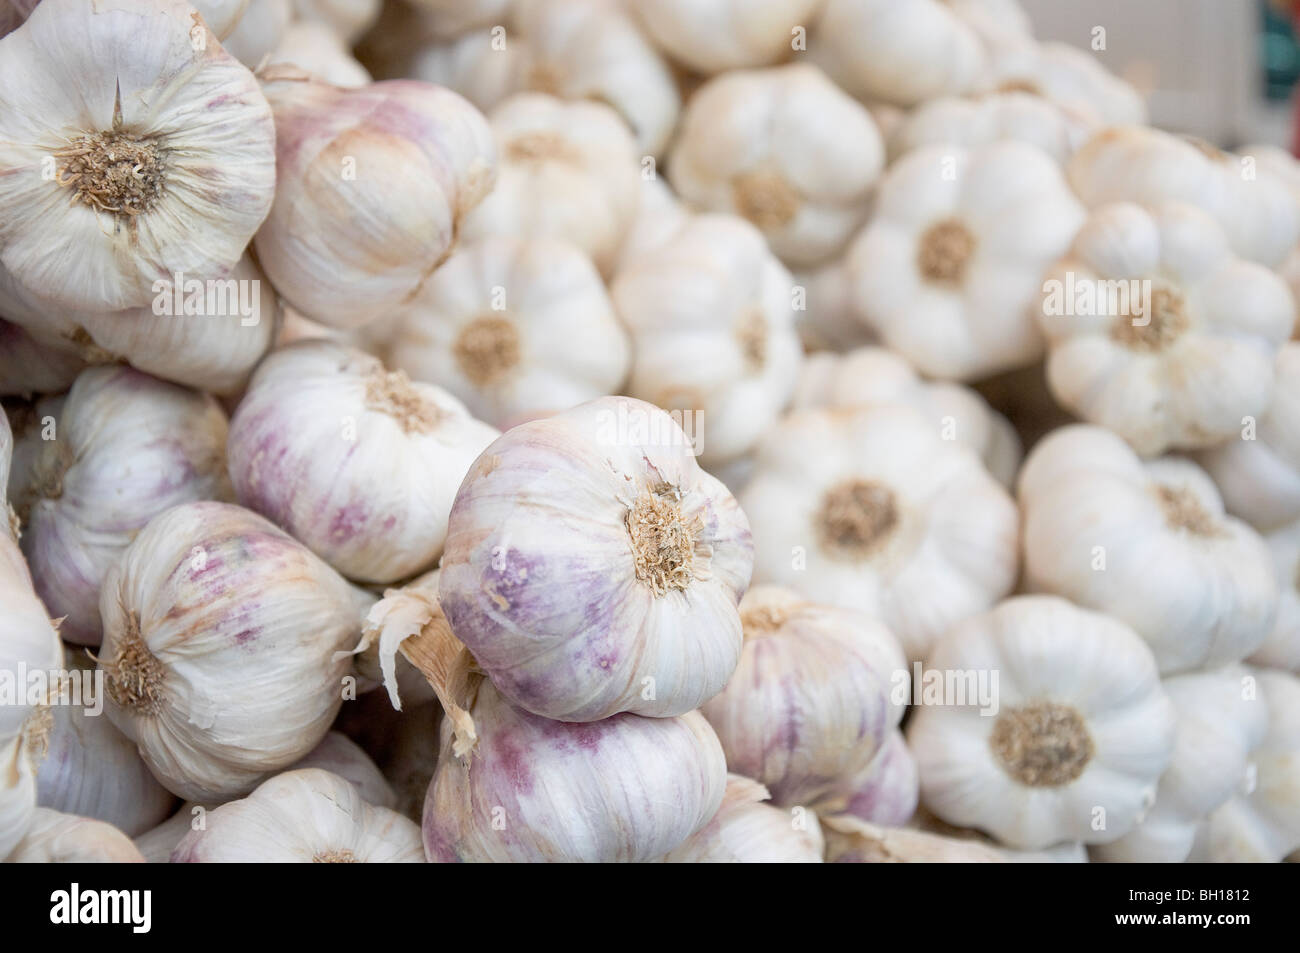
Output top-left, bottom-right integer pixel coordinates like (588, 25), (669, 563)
(629, 0), (822, 74)
(269, 20), (373, 86)
(1253, 519), (1300, 671)
(293, 0), (381, 42)
(221, 0), (292, 69)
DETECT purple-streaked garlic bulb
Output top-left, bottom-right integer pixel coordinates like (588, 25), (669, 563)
(656, 775), (825, 863)
(829, 729), (919, 827)
(9, 366), (232, 646)
(172, 769), (423, 863)
(700, 585), (908, 812)
(6, 808), (145, 862)
(439, 395), (754, 722)
(254, 73), (496, 329)
(227, 340), (499, 584)
(97, 502), (368, 802)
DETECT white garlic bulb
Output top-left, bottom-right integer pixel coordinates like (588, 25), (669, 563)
(11, 366), (232, 646)
(0, 0), (276, 311)
(172, 769), (423, 863)
(227, 340), (498, 584)
(254, 74), (496, 329)
(740, 404), (1019, 663)
(614, 175), (691, 278)
(889, 91), (1080, 165)
(669, 64), (884, 268)
(220, 0), (292, 69)
(290, 731), (397, 811)
(410, 28), (529, 115)
(612, 214), (802, 466)
(1018, 425), (1278, 674)
(701, 586), (907, 812)
(386, 236), (631, 430)
(439, 396), (754, 722)
(293, 0), (380, 42)
(269, 21), (373, 87)
(978, 41), (1147, 129)
(460, 93), (640, 277)
(1253, 519), (1300, 671)
(6, 808), (145, 863)
(631, 0), (822, 74)
(0, 319), (84, 399)
(656, 775), (824, 863)
(98, 502), (367, 802)
(908, 595), (1176, 850)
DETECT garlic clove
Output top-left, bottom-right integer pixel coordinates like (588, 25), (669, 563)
(5, 807), (145, 862)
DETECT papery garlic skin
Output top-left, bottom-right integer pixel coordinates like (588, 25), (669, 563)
(631, 0), (822, 74)
(440, 396), (754, 722)
(0, 318), (84, 398)
(1251, 520), (1300, 671)
(740, 404), (1018, 663)
(98, 502), (365, 802)
(293, 0), (380, 42)
(460, 93), (640, 277)
(173, 769), (423, 863)
(889, 92), (1079, 165)
(656, 775), (824, 863)
(254, 76), (496, 329)
(1038, 203), (1293, 457)
(270, 21), (373, 87)
(424, 680), (727, 862)
(1091, 666), (1267, 863)
(977, 41), (1147, 130)
(612, 214), (802, 466)
(11, 366), (232, 646)
(228, 341), (498, 583)
(0, 0), (276, 311)
(387, 237), (630, 430)
(908, 595), (1176, 850)
(701, 586), (908, 811)
(830, 730), (919, 827)
(6, 808), (145, 862)
(1019, 425), (1278, 674)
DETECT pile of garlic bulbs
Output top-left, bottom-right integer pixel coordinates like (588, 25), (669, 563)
(2, 0), (1298, 865)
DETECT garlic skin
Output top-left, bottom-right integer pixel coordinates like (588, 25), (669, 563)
(290, 731), (398, 811)
(293, 0), (381, 42)
(270, 21), (373, 87)
(792, 347), (1022, 488)
(740, 404), (1018, 663)
(889, 92), (1080, 165)
(669, 64), (883, 268)
(978, 41), (1147, 129)
(632, 0), (822, 74)
(98, 502), (366, 802)
(1091, 666), (1267, 863)
(6, 808), (145, 863)
(1197, 343), (1300, 532)
(701, 586), (908, 811)
(1038, 202), (1293, 457)
(1018, 425), (1278, 675)
(227, 341), (498, 584)
(220, 0), (292, 69)
(0, 0), (276, 312)
(847, 141), (1085, 381)
(254, 75), (496, 329)
(460, 93), (640, 277)
(173, 768), (423, 863)
(1252, 519), (1300, 671)
(440, 396), (754, 722)
(656, 775), (824, 863)
(909, 595), (1176, 850)
(0, 319), (84, 398)
(612, 214), (802, 466)
(387, 236), (630, 431)
(134, 802), (215, 863)
(424, 680), (727, 863)
(11, 367), (232, 646)
(831, 730), (919, 827)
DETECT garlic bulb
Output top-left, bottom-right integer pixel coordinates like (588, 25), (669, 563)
(293, 0), (381, 42)
(888, 91), (1080, 165)
(133, 802), (216, 863)
(1091, 666), (1267, 863)
(822, 814), (1007, 863)
(0, 319), (84, 398)
(172, 768), (423, 862)
(410, 0), (513, 38)
(288, 731), (397, 811)
(613, 175), (691, 277)
(460, 93), (640, 277)
(0, 0), (276, 311)
(254, 74), (496, 329)
(6, 808), (145, 863)
(227, 340), (498, 584)
(1253, 519), (1300, 671)
(439, 396), (754, 722)
(11, 366), (232, 646)
(631, 0), (821, 74)
(908, 595), (1176, 850)
(612, 214), (802, 466)
(386, 236), (630, 430)
(833, 730), (919, 827)
(701, 586), (907, 812)
(791, 257), (877, 353)
(270, 21), (373, 87)
(1018, 425), (1278, 674)
(97, 502), (367, 802)
(1038, 202), (1293, 456)
(220, 0), (292, 69)
(669, 64), (883, 269)
(1196, 343), (1300, 531)
(740, 404), (1018, 663)
(194, 0), (251, 39)
(656, 775), (824, 863)
(847, 141), (1085, 381)
(978, 41), (1147, 128)
(410, 28), (529, 114)
(792, 347), (1022, 488)
(1067, 125), (1300, 269)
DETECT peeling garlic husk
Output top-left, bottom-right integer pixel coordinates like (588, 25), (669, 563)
(254, 73), (496, 329)
(293, 0), (381, 43)
(171, 768), (423, 862)
(228, 340), (499, 584)
(221, 0), (292, 69)
(629, 0), (822, 74)
(10, 366), (232, 646)
(6, 808), (145, 863)
(655, 775), (824, 863)
(701, 586), (908, 811)
(97, 502), (368, 802)
(386, 236), (631, 430)
(439, 396), (754, 722)
(269, 21), (373, 87)
(0, 0), (276, 312)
